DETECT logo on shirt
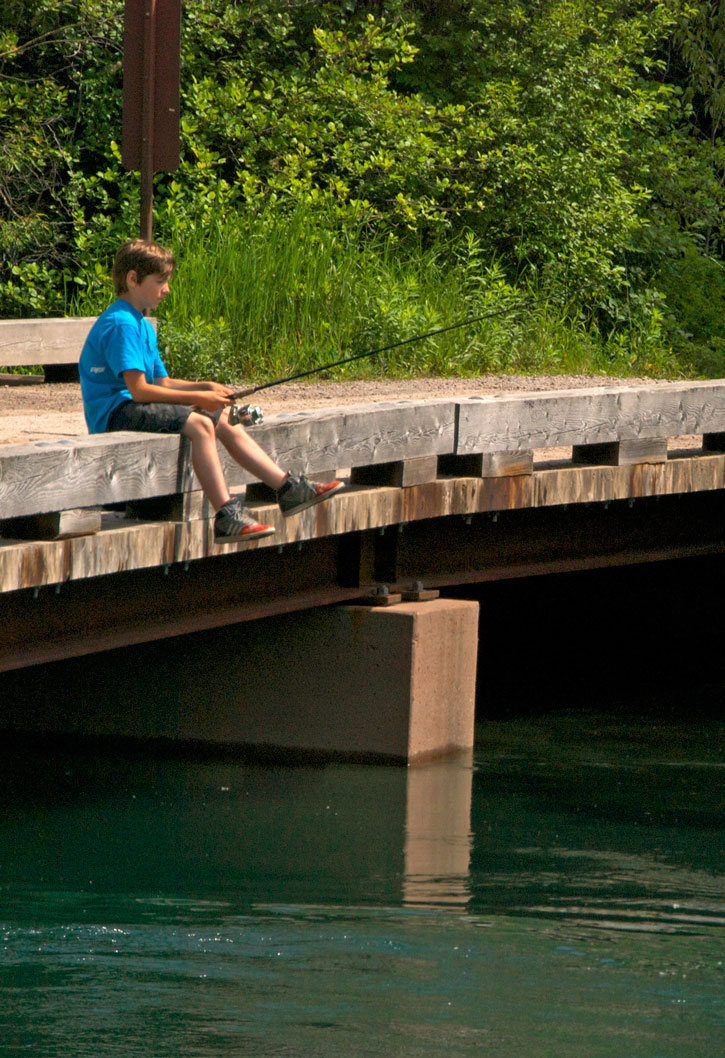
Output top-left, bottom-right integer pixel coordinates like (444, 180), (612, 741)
(90, 366), (107, 374)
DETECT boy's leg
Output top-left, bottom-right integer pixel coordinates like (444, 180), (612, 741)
(215, 409), (345, 515)
(108, 402), (233, 509)
(107, 402), (274, 540)
(181, 412), (232, 511)
(215, 410), (288, 489)
(109, 403), (231, 509)
(183, 412), (275, 541)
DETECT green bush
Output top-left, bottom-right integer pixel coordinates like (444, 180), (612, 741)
(657, 247), (725, 376)
(116, 208), (681, 385)
(1, 0), (723, 380)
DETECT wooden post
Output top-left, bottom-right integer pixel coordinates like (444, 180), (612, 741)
(122, 0), (180, 241)
(140, 0), (157, 241)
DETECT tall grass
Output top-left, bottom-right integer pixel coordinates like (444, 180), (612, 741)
(72, 208), (688, 383)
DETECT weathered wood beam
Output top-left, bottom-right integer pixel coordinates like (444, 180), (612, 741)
(532, 453), (725, 507)
(350, 455), (439, 488)
(3, 508), (102, 540)
(0, 318), (97, 367)
(438, 451), (534, 477)
(2, 384), (725, 526)
(456, 380), (725, 454)
(391, 496), (725, 588)
(248, 400), (456, 474)
(0, 317), (157, 367)
(2, 487), (723, 676)
(0, 432), (193, 517)
(0, 401), (456, 520)
(2, 453), (724, 594)
(571, 438), (668, 466)
(0, 538), (366, 673)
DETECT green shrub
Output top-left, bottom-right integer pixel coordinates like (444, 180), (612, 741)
(2, 0), (723, 381)
(657, 247), (725, 376)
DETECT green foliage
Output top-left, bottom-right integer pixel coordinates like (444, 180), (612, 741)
(144, 208), (681, 386)
(159, 315), (237, 383)
(0, 0), (723, 380)
(666, 0), (725, 256)
(656, 247), (725, 375)
(0, 0), (128, 314)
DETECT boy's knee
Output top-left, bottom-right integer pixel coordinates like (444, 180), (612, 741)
(184, 411), (217, 439)
(215, 407), (241, 438)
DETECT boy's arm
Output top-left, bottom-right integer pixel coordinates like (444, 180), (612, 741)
(158, 377), (232, 397)
(123, 370), (232, 412)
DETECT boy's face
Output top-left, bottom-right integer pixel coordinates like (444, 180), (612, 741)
(123, 269), (172, 312)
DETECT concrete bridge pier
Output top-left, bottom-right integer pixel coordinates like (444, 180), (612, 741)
(175, 597), (479, 764)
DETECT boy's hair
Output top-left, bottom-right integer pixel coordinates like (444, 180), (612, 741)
(112, 239), (176, 294)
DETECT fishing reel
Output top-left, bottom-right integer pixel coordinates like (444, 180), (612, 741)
(228, 402), (264, 427)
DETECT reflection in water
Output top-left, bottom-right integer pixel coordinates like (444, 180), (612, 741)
(0, 714), (723, 1058)
(403, 755), (473, 908)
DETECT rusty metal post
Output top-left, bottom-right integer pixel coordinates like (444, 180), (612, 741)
(123, 0), (180, 242)
(140, 0), (157, 241)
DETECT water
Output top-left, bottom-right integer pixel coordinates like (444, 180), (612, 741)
(1, 713), (723, 1057)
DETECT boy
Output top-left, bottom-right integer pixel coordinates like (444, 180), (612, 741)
(79, 239), (344, 541)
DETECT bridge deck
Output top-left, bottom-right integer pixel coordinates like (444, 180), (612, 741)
(1, 380), (725, 673)
(1, 443), (724, 595)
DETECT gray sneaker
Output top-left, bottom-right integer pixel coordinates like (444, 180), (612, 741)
(277, 472), (345, 516)
(215, 499), (275, 542)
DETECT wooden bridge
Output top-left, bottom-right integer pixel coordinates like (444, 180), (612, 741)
(2, 378), (724, 760)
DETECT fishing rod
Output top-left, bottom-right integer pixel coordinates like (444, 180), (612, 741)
(226, 297), (548, 424)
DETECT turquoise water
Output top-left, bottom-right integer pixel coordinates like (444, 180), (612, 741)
(1, 713), (723, 1057)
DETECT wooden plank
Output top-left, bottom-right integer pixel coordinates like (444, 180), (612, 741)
(2, 453), (725, 594)
(2, 388), (724, 523)
(4, 494), (724, 676)
(456, 381), (725, 454)
(0, 539), (364, 674)
(0, 318), (96, 367)
(480, 450), (534, 477)
(438, 451), (533, 478)
(0, 433), (192, 519)
(571, 438), (668, 466)
(125, 489), (215, 522)
(350, 456), (439, 488)
(2, 508), (102, 540)
(0, 317), (158, 366)
(241, 400), (456, 475)
(533, 453), (725, 508)
(0, 401), (456, 520)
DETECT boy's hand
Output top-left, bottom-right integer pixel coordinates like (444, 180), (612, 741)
(194, 381), (236, 411)
(202, 381), (235, 399)
(193, 391), (233, 412)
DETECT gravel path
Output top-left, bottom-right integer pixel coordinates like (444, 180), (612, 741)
(0, 372), (660, 446)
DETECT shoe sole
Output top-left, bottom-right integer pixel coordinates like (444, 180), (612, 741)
(215, 525), (276, 543)
(280, 481), (345, 517)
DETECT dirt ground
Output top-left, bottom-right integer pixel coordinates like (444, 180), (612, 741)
(0, 372), (662, 446)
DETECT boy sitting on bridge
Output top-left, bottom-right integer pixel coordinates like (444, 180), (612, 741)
(79, 238), (344, 541)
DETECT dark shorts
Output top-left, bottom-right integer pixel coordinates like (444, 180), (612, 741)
(106, 401), (222, 435)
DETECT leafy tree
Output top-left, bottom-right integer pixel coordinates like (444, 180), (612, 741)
(0, 0), (129, 312)
(0, 0), (723, 376)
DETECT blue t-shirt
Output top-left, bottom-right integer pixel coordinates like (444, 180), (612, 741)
(79, 299), (167, 433)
